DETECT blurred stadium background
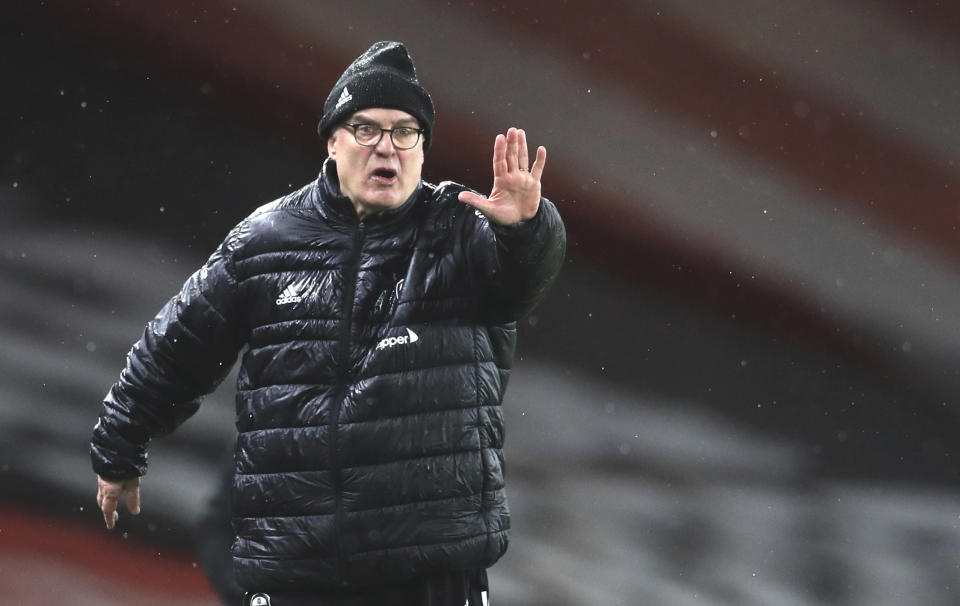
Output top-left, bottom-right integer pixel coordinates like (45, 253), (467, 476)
(3, 1), (960, 604)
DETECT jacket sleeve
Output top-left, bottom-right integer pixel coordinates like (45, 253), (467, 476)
(90, 228), (247, 480)
(468, 196), (567, 321)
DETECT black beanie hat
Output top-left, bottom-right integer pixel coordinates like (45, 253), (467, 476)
(318, 41), (435, 150)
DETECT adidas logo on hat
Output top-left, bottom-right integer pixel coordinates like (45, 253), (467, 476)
(335, 87), (353, 108)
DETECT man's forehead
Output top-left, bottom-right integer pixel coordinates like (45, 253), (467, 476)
(350, 109), (419, 126)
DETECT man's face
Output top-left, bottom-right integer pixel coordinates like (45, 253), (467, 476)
(327, 108), (425, 219)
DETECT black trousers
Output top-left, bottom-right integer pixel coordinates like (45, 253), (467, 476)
(242, 569), (489, 606)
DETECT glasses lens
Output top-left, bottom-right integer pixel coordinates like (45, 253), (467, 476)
(391, 128), (420, 149)
(353, 124), (381, 145)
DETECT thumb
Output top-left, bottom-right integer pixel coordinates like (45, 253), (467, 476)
(458, 190), (490, 213)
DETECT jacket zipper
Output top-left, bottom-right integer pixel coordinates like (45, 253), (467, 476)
(329, 220), (364, 584)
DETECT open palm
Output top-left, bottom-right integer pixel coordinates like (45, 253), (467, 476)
(459, 127), (546, 226)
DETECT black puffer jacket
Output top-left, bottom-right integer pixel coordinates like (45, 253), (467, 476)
(91, 159), (565, 591)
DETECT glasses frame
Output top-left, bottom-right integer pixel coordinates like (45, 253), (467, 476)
(342, 122), (424, 150)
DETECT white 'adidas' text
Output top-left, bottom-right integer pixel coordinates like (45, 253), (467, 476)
(276, 284), (303, 305)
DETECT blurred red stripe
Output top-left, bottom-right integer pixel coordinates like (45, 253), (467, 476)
(0, 506), (215, 595)
(444, 0), (960, 264)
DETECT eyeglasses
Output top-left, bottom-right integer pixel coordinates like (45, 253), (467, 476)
(343, 123), (423, 150)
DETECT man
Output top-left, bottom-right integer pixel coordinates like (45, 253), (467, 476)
(91, 41), (565, 605)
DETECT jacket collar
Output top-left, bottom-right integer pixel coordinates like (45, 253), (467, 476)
(314, 158), (423, 231)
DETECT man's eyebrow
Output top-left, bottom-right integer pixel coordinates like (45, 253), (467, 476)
(351, 113), (419, 127)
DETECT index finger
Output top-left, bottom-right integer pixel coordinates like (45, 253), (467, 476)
(98, 483), (120, 529)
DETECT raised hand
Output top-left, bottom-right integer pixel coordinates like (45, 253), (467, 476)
(458, 127), (546, 226)
(97, 475), (141, 529)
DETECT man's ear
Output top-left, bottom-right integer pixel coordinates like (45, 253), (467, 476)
(327, 133), (337, 159)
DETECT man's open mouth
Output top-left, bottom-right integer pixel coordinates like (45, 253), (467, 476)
(371, 168), (397, 183)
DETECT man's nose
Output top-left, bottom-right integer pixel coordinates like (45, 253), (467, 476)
(374, 132), (396, 154)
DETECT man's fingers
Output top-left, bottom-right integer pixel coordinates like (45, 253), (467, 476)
(125, 481), (141, 516)
(100, 491), (119, 529)
(505, 128), (519, 172)
(517, 129), (530, 171)
(97, 476), (141, 529)
(530, 145), (547, 181)
(492, 133), (507, 177)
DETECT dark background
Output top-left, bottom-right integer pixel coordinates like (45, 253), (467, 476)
(3, 2), (960, 604)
